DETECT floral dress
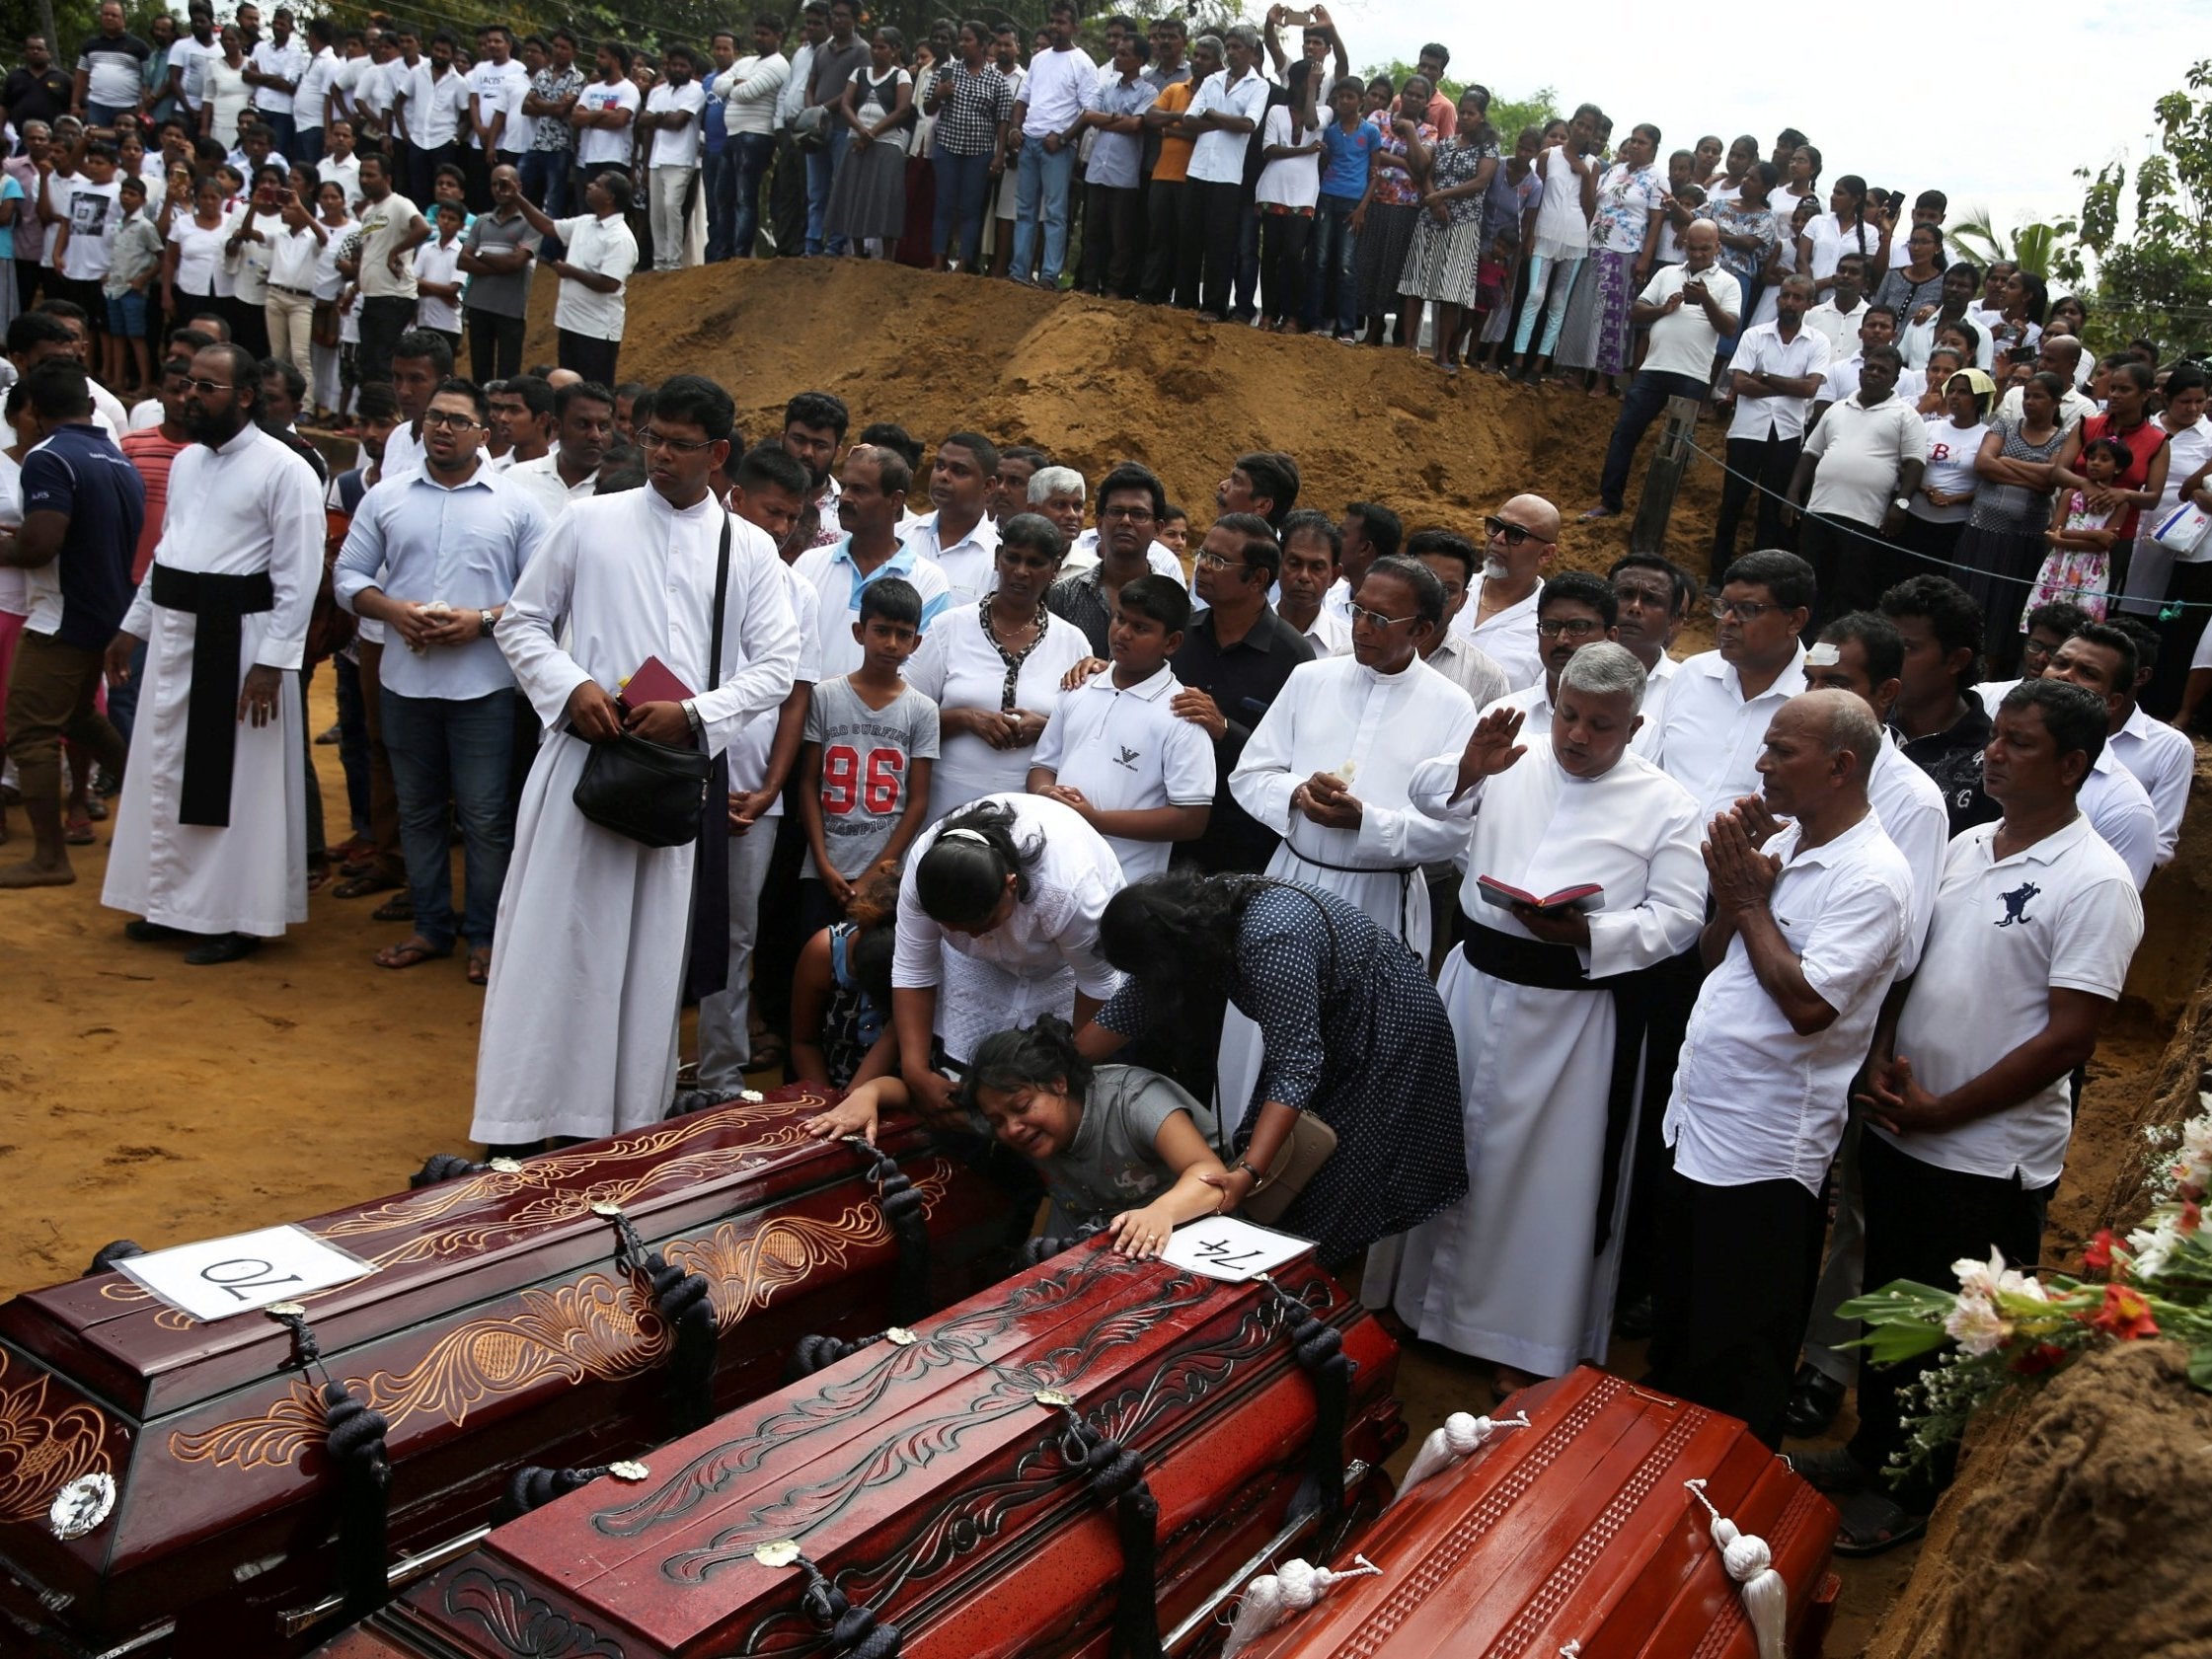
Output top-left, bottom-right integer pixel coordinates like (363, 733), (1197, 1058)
(2024, 490), (2119, 621)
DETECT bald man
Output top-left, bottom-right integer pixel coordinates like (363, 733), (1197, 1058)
(1650, 685), (1916, 1447)
(1994, 335), (2096, 431)
(1451, 491), (1557, 691)
(1585, 219), (1742, 521)
(544, 367), (583, 390)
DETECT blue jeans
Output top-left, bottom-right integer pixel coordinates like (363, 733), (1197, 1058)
(333, 651), (371, 839)
(1011, 135), (1075, 285)
(932, 149), (993, 267)
(805, 125), (851, 255)
(293, 125), (325, 164)
(379, 686), (517, 950)
(87, 101), (135, 128)
(1307, 192), (1359, 334)
(730, 131), (775, 258)
(519, 148), (569, 223)
(703, 144), (735, 261)
(1598, 369), (1707, 512)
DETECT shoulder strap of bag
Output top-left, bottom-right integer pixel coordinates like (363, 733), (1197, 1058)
(708, 510), (731, 694)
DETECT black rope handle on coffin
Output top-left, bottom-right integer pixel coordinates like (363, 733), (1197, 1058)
(843, 1138), (932, 1325)
(410, 1153), (491, 1188)
(791, 1552), (904, 1659)
(82, 1240), (146, 1276)
(1053, 1413), (1164, 1659)
(266, 1305), (393, 1620)
(497, 1463), (614, 1523)
(601, 1208), (721, 1438)
(786, 1328), (889, 1383)
(1260, 1276), (1352, 1531)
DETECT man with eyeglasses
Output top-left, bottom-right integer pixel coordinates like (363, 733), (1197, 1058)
(471, 373), (800, 1154)
(903, 431), (1003, 608)
(101, 341), (324, 965)
(1169, 512), (1313, 874)
(1481, 570), (1621, 741)
(334, 375), (548, 985)
(1046, 462), (1172, 655)
(1453, 493), (1557, 693)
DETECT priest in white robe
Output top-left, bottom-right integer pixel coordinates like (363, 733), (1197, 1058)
(471, 376), (801, 1150)
(1376, 642), (1706, 1385)
(103, 344), (323, 962)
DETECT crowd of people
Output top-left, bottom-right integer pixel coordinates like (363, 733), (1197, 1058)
(1, 7), (2205, 1575)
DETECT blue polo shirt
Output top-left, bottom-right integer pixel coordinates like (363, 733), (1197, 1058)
(20, 420), (145, 649)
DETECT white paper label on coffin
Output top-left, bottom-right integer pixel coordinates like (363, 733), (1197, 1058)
(1161, 1216), (1317, 1282)
(114, 1225), (376, 1321)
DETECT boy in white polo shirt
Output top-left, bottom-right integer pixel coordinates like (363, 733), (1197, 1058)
(1820, 676), (2142, 1553)
(1029, 573), (1215, 880)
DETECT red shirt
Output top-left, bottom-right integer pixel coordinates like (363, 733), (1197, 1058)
(2081, 413), (2168, 542)
(117, 425), (187, 583)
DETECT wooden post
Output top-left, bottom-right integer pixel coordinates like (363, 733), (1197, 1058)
(1628, 394), (1706, 558)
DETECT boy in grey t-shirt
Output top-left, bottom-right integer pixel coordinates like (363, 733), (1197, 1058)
(797, 576), (941, 931)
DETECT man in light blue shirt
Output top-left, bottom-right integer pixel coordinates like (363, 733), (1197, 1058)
(1074, 33), (1156, 297)
(334, 376), (549, 980)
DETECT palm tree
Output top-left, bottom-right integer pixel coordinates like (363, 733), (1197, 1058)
(1947, 208), (2085, 288)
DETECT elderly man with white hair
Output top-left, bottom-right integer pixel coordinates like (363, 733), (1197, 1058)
(1375, 642), (1707, 1388)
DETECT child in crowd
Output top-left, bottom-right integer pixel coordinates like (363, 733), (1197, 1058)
(796, 575), (940, 941)
(102, 176), (163, 394)
(2026, 437), (2126, 621)
(1028, 574), (1214, 880)
(1157, 504), (1188, 559)
(789, 867), (899, 1089)
(414, 200), (467, 353)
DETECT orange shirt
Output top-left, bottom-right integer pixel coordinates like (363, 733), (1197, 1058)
(117, 426), (187, 584)
(1150, 80), (1198, 184)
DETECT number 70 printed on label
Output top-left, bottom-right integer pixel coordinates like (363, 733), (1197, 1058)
(114, 1225), (376, 1322)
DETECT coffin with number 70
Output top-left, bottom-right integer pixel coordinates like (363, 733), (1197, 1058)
(311, 1236), (1405, 1659)
(0, 1088), (1026, 1659)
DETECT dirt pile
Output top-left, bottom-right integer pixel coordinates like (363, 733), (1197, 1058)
(526, 258), (1724, 582)
(1867, 1338), (2212, 1658)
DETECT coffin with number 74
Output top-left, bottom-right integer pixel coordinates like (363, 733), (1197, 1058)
(311, 1235), (1405, 1659)
(0, 1088), (1026, 1659)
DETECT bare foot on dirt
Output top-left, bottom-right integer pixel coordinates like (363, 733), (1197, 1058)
(0, 858), (77, 888)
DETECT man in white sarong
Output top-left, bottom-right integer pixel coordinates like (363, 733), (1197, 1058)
(1379, 643), (1705, 1386)
(471, 375), (800, 1152)
(102, 344), (323, 964)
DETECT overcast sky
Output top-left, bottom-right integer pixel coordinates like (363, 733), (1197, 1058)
(1335, 0), (2204, 261)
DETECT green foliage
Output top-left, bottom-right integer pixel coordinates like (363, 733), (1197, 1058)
(2074, 58), (2212, 357)
(1837, 1282), (1958, 1365)
(1947, 210), (2087, 293)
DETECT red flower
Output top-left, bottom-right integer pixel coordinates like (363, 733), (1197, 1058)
(2086, 1283), (2161, 1341)
(2011, 1342), (2069, 1376)
(2181, 1202), (2203, 1237)
(2083, 1230), (2119, 1273)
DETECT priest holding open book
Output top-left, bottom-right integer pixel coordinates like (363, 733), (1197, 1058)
(1373, 641), (1707, 1391)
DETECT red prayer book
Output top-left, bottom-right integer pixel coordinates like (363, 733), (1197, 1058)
(1476, 875), (1605, 915)
(618, 654), (695, 711)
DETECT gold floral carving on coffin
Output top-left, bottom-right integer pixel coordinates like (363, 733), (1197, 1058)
(97, 1097), (834, 1330)
(167, 1166), (950, 1472)
(0, 1349), (113, 1526)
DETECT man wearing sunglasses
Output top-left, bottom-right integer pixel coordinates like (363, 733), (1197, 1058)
(334, 376), (549, 985)
(1452, 493), (1558, 693)
(101, 342), (324, 965)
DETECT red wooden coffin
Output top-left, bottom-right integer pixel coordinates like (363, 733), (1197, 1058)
(0, 1088), (1026, 1659)
(315, 1237), (1406, 1659)
(1230, 1366), (1840, 1659)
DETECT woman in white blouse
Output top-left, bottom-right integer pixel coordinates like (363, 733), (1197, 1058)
(220, 163), (288, 357)
(199, 26), (253, 148)
(162, 175), (236, 323)
(907, 512), (1093, 823)
(889, 792), (1126, 1118)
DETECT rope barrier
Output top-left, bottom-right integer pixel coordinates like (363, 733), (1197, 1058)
(1679, 429), (2200, 616)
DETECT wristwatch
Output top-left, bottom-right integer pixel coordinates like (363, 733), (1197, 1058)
(477, 608), (496, 639)
(1892, 496), (1911, 512)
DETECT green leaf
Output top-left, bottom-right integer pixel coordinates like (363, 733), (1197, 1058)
(2190, 1345), (2212, 1394)
(1838, 1281), (1959, 1324)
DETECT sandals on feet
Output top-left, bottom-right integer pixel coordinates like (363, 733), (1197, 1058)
(371, 893), (416, 923)
(333, 870), (402, 899)
(1832, 1487), (1929, 1556)
(375, 937), (452, 970)
(467, 946), (493, 986)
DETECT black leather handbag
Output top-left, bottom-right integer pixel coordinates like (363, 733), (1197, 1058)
(571, 517), (729, 849)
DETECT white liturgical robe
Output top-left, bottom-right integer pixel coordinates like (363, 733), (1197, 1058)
(470, 487), (801, 1145)
(103, 424), (322, 939)
(1374, 743), (1707, 1374)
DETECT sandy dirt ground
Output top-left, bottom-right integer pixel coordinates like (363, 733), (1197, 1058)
(1, 262), (2202, 1654)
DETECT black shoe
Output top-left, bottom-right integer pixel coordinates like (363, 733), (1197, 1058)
(184, 931), (262, 965)
(123, 919), (191, 943)
(1788, 1443), (1871, 1494)
(1612, 1292), (1655, 1341)
(1784, 1363), (1849, 1438)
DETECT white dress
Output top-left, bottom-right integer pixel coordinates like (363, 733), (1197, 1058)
(470, 489), (801, 1145)
(1373, 745), (1706, 1375)
(904, 599), (1094, 824)
(103, 425), (322, 938)
(890, 792), (1126, 1065)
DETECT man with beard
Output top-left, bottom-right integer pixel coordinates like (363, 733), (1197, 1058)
(505, 377), (614, 516)
(1455, 492), (1555, 692)
(101, 342), (322, 963)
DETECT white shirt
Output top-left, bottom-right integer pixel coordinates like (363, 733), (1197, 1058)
(1803, 211), (1878, 281)
(465, 58), (530, 149)
(574, 76), (641, 167)
(717, 52), (790, 137)
(503, 450), (600, 519)
(1410, 743), (1707, 980)
(2107, 704), (2193, 866)
(1185, 66), (1270, 186)
(725, 566), (822, 811)
(294, 46), (340, 127)
(901, 510), (1000, 607)
(1638, 261), (1741, 380)
(2078, 740), (2160, 889)
(320, 152), (362, 213)
(774, 42), (816, 126)
(1666, 810), (1915, 1194)
(1287, 602), (1350, 657)
(1255, 106), (1322, 209)
(1727, 320), (1832, 443)
(1031, 664), (1217, 880)
(412, 234), (464, 331)
(249, 37), (308, 114)
(1802, 392), (1931, 524)
(172, 34), (226, 112)
(1452, 577), (1545, 692)
(1869, 732), (1950, 974)
(1016, 44), (1097, 137)
(646, 79), (708, 168)
(402, 60), (469, 149)
(1420, 631), (1514, 712)
(549, 212), (638, 342)
(1912, 418), (1990, 524)
(1064, 527), (1182, 581)
(791, 539), (954, 681)
(907, 603), (1095, 812)
(1653, 644), (1810, 821)
(1803, 297), (1869, 363)
(891, 792), (1126, 1063)
(1874, 813), (2142, 1187)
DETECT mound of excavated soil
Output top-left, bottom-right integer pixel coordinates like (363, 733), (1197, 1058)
(1868, 1338), (2212, 1659)
(524, 258), (1725, 587)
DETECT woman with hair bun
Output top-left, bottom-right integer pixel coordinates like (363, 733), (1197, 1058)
(890, 792), (1125, 1120)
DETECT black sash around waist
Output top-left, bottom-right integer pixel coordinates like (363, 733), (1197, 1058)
(1460, 912), (1658, 1255)
(150, 564), (276, 828)
(1283, 830), (1421, 940)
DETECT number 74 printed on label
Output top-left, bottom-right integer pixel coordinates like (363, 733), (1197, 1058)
(1159, 1216), (1317, 1283)
(114, 1225), (376, 1322)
